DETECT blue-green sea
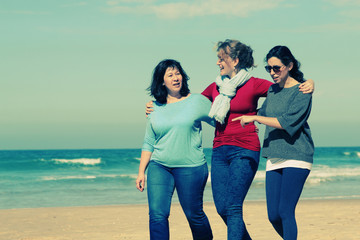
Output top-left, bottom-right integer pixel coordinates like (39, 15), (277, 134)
(1, 147), (360, 209)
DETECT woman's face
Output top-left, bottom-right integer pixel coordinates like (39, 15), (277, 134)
(163, 67), (183, 94)
(266, 57), (292, 86)
(217, 49), (238, 78)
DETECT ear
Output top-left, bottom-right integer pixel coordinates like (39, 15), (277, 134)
(288, 62), (294, 71)
(233, 58), (239, 68)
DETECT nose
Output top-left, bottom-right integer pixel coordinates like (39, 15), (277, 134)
(172, 75), (180, 82)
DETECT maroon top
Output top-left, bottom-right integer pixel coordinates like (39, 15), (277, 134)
(201, 77), (273, 151)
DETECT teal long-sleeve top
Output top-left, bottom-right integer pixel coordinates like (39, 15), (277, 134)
(142, 93), (215, 167)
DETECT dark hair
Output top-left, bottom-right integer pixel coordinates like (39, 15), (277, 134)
(147, 59), (190, 104)
(217, 39), (255, 71)
(265, 46), (305, 82)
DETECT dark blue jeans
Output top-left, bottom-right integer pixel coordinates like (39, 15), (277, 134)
(266, 167), (310, 240)
(147, 161), (213, 240)
(211, 145), (260, 240)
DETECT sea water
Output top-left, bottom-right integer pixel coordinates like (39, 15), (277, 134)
(1, 147), (360, 209)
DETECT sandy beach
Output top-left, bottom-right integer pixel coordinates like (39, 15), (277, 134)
(0, 199), (359, 240)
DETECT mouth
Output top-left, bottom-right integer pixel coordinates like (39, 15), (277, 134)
(219, 66), (225, 75)
(173, 82), (181, 87)
(272, 76), (279, 81)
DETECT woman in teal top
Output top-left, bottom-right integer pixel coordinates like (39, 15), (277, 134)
(136, 59), (214, 240)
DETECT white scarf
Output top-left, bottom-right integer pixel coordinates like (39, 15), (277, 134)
(208, 69), (251, 124)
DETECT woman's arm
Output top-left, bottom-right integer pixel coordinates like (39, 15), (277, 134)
(235, 90), (312, 136)
(137, 115), (156, 191)
(232, 115), (283, 129)
(136, 151), (152, 192)
(299, 79), (315, 94)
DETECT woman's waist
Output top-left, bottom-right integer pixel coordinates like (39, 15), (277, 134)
(151, 147), (206, 164)
(215, 121), (257, 136)
(212, 133), (261, 151)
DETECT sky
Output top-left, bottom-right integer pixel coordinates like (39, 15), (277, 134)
(1, 0), (360, 150)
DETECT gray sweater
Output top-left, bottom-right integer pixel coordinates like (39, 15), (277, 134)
(258, 84), (314, 163)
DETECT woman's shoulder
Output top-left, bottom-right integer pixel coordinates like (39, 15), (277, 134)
(153, 101), (164, 107)
(249, 77), (273, 85)
(187, 94), (211, 108)
(292, 85), (312, 100)
(276, 84), (312, 99)
(241, 77), (273, 96)
(190, 93), (211, 102)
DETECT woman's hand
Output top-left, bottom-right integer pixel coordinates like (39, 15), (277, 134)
(232, 115), (256, 128)
(136, 173), (146, 192)
(299, 79), (315, 94)
(146, 101), (154, 117)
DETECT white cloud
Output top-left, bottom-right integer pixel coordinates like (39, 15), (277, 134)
(324, 0), (360, 6)
(104, 0), (285, 19)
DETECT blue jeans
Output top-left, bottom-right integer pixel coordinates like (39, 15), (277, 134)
(266, 167), (310, 240)
(211, 145), (260, 240)
(147, 161), (213, 240)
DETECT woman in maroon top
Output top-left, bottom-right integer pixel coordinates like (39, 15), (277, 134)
(146, 39), (314, 240)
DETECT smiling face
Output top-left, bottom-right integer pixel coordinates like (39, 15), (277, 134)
(163, 67), (183, 95)
(267, 57), (293, 87)
(216, 49), (238, 78)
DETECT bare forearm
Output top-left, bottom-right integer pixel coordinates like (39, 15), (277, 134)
(254, 116), (283, 129)
(136, 150), (152, 192)
(138, 151), (152, 174)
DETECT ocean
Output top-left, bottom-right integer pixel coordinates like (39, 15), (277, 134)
(1, 147), (360, 209)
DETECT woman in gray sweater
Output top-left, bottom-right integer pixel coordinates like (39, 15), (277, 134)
(233, 46), (314, 240)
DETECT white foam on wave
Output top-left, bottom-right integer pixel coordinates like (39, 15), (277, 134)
(342, 151), (360, 158)
(42, 174), (129, 181)
(306, 166), (360, 185)
(311, 165), (360, 177)
(42, 175), (97, 181)
(52, 158), (101, 165)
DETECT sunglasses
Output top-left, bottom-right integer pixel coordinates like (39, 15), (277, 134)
(264, 65), (284, 73)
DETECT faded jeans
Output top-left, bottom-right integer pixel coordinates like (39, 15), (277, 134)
(147, 161), (213, 240)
